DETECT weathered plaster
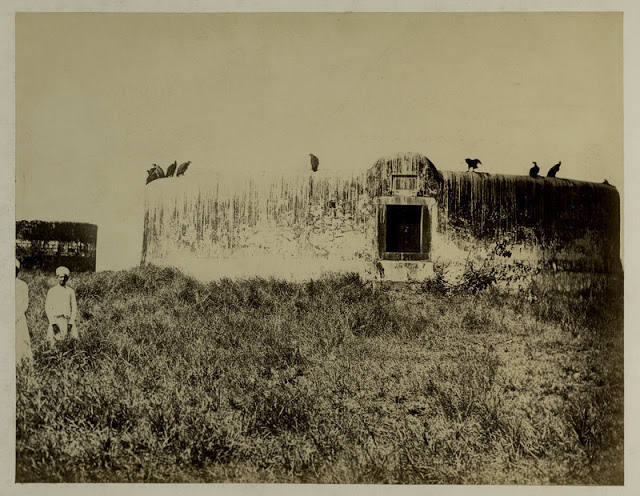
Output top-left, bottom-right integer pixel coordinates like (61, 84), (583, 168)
(141, 153), (621, 283)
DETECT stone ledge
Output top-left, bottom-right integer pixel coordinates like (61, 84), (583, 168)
(375, 260), (435, 282)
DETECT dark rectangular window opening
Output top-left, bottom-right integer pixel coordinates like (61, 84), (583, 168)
(386, 205), (422, 253)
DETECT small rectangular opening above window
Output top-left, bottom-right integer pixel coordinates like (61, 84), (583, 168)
(392, 175), (418, 192)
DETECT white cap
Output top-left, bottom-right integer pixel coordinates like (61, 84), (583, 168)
(56, 266), (70, 277)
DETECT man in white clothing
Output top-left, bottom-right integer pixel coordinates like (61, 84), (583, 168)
(15, 259), (32, 364)
(45, 266), (78, 346)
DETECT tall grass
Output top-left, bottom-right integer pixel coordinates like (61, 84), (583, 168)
(16, 266), (623, 483)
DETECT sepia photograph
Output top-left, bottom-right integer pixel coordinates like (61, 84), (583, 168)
(6, 1), (635, 490)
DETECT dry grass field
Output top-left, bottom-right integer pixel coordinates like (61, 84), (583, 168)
(15, 266), (623, 484)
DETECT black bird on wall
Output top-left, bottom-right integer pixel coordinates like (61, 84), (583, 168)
(176, 161), (191, 177)
(603, 179), (611, 185)
(309, 154), (319, 172)
(145, 167), (157, 185)
(153, 163), (166, 178)
(166, 161), (177, 177)
(465, 158), (482, 172)
(529, 162), (540, 178)
(547, 161), (561, 178)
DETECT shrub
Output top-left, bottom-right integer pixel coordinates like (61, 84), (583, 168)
(15, 265), (623, 484)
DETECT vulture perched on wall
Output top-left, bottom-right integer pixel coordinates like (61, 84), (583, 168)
(547, 161), (561, 178)
(529, 162), (540, 178)
(309, 154), (319, 172)
(176, 161), (191, 177)
(153, 164), (165, 178)
(465, 158), (482, 172)
(145, 168), (158, 185)
(166, 161), (177, 177)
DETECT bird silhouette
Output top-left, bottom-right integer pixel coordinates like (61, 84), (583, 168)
(146, 167), (159, 185)
(153, 163), (165, 178)
(176, 161), (191, 177)
(547, 161), (561, 178)
(465, 158), (482, 172)
(309, 154), (319, 172)
(166, 161), (177, 177)
(529, 161), (540, 178)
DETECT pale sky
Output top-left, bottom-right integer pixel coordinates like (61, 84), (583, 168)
(15, 12), (623, 270)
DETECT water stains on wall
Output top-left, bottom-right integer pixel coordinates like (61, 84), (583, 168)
(141, 153), (621, 281)
(142, 171), (375, 279)
(437, 172), (621, 272)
